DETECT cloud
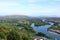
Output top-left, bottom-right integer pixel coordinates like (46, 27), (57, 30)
(0, 2), (20, 7)
(0, 0), (60, 17)
(54, 0), (60, 1)
(38, 0), (48, 1)
(27, 0), (36, 2)
(27, 0), (48, 3)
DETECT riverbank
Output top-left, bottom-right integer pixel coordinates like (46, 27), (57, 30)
(49, 29), (60, 35)
(33, 36), (52, 40)
(36, 32), (53, 38)
(48, 22), (60, 35)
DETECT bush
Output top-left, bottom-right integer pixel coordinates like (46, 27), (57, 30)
(0, 32), (6, 39)
(7, 30), (20, 40)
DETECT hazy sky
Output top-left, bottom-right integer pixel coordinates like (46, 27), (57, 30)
(0, 0), (60, 17)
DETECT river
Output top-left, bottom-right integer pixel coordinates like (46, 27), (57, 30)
(31, 22), (60, 40)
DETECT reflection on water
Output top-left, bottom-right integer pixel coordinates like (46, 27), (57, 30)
(31, 22), (60, 40)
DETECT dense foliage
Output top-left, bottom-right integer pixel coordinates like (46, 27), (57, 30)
(0, 20), (34, 40)
(0, 16), (48, 40)
(36, 32), (52, 39)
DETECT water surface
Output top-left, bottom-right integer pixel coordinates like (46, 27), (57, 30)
(31, 22), (60, 40)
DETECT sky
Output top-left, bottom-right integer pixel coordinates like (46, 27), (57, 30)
(0, 0), (60, 17)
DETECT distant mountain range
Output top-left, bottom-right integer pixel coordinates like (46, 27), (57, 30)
(0, 15), (60, 20)
(0, 15), (31, 20)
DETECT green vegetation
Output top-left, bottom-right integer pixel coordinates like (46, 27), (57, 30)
(0, 16), (49, 40)
(0, 19), (35, 40)
(36, 32), (53, 39)
(34, 21), (48, 26)
(7, 30), (20, 40)
(29, 18), (48, 26)
(48, 22), (60, 34)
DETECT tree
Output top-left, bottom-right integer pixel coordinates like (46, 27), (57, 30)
(7, 30), (20, 40)
(0, 32), (5, 39)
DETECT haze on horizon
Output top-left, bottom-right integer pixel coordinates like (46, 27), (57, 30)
(0, 0), (60, 17)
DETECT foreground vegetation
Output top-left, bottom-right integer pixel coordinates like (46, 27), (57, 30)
(0, 15), (51, 40)
(0, 18), (35, 40)
(0, 23), (34, 40)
